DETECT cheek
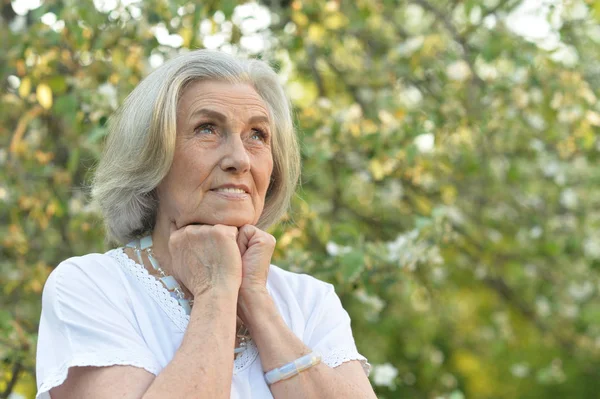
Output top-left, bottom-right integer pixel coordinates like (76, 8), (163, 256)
(261, 158), (274, 193)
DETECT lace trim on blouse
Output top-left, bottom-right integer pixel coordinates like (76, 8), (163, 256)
(322, 347), (371, 376)
(107, 248), (259, 374)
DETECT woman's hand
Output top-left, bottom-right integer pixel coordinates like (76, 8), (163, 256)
(236, 225), (276, 293)
(236, 225), (276, 328)
(168, 223), (242, 297)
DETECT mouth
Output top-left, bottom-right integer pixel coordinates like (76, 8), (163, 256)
(210, 184), (251, 196)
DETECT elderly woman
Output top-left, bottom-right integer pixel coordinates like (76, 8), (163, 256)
(36, 50), (374, 398)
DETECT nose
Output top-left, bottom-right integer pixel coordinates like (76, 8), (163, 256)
(220, 135), (251, 174)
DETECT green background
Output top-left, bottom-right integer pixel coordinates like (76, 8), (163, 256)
(1, 0), (600, 397)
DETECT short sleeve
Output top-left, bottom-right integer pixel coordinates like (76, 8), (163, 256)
(36, 258), (161, 399)
(303, 284), (371, 376)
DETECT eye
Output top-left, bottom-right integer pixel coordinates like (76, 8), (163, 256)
(250, 128), (269, 142)
(194, 123), (217, 135)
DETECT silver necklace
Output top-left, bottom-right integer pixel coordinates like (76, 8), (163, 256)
(126, 235), (251, 355)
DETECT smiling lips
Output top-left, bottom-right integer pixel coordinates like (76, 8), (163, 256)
(211, 184), (250, 198)
(214, 187), (246, 193)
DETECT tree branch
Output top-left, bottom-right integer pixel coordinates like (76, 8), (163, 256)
(0, 360), (22, 399)
(410, 0), (484, 87)
(307, 45), (326, 98)
(323, 57), (370, 116)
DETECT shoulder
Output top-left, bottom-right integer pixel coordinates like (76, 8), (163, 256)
(46, 252), (123, 286)
(43, 251), (129, 309)
(266, 265), (335, 316)
(267, 264), (334, 297)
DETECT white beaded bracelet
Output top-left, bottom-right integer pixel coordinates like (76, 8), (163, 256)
(264, 352), (322, 385)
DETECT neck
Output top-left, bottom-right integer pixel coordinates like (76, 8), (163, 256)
(151, 206), (175, 261)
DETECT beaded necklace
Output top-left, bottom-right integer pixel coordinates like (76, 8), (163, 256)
(126, 235), (251, 355)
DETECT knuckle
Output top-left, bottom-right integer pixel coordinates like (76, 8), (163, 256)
(213, 224), (237, 239)
(240, 224), (254, 234)
(169, 230), (184, 246)
(256, 233), (276, 246)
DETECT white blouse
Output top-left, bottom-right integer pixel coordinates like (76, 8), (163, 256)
(36, 249), (370, 398)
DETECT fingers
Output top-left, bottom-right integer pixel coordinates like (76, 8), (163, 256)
(237, 225), (255, 255)
(212, 224), (239, 240)
(237, 225), (276, 254)
(168, 223), (240, 255)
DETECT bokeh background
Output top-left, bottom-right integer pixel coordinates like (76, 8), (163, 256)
(2, 0), (600, 397)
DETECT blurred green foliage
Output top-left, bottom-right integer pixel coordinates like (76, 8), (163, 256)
(2, 0), (600, 398)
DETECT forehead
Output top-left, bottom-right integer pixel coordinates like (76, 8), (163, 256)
(178, 80), (269, 119)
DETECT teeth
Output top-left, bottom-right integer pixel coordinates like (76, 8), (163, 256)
(215, 187), (246, 193)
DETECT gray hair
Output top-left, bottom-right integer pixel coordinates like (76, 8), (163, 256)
(92, 50), (300, 244)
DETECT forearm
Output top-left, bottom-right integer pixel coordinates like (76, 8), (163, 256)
(240, 290), (373, 399)
(142, 289), (238, 399)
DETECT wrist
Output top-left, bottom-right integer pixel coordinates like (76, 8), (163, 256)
(239, 283), (269, 299)
(193, 284), (239, 303)
(238, 287), (277, 330)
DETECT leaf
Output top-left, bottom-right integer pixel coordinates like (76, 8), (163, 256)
(36, 83), (53, 110)
(220, 0), (237, 19)
(53, 94), (78, 117)
(19, 77), (31, 98)
(369, 159), (385, 180)
(340, 250), (365, 283)
(47, 76), (68, 95)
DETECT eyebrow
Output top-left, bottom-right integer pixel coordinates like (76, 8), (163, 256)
(189, 108), (270, 126)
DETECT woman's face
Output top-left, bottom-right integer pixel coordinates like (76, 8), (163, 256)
(155, 80), (274, 229)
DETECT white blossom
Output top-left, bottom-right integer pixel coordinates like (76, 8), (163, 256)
(232, 3), (271, 35)
(68, 196), (84, 215)
(583, 237), (600, 260)
(371, 363), (398, 388)
(41, 12), (57, 26)
(536, 296), (551, 317)
(149, 53), (165, 69)
(404, 4), (425, 32)
(399, 86), (423, 109)
(529, 226), (543, 239)
(551, 44), (579, 67)
(557, 106), (583, 123)
(446, 60), (471, 81)
(529, 139), (545, 152)
(559, 188), (578, 209)
(414, 133), (435, 153)
(586, 110), (600, 126)
(560, 303), (579, 319)
(565, 1), (589, 20)
(396, 36), (424, 57)
(0, 186), (8, 202)
(354, 289), (385, 321)
(530, 88), (544, 103)
(568, 281), (594, 302)
(326, 241), (352, 257)
(151, 23), (184, 48)
(526, 113), (546, 130)
(511, 363), (530, 378)
(317, 97), (332, 109)
(345, 104), (363, 121)
(430, 348), (444, 365)
(98, 83), (118, 110)
(476, 61), (498, 80)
